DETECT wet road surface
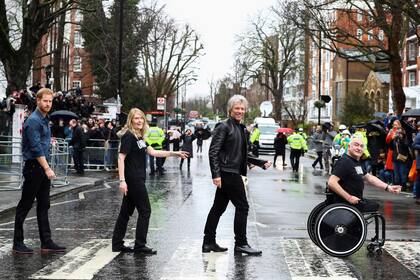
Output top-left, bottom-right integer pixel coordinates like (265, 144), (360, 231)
(0, 143), (419, 279)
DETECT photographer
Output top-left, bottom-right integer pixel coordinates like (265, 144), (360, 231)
(389, 126), (411, 191)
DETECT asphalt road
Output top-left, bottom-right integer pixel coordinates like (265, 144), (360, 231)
(0, 142), (419, 280)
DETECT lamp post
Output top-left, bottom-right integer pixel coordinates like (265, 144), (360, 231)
(117, 0), (124, 125)
(44, 65), (52, 89)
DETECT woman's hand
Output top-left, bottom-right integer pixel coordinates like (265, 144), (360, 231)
(175, 151), (189, 159)
(119, 181), (128, 196)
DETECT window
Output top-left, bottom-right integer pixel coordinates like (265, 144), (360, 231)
(74, 31), (83, 47)
(409, 42), (416, 61)
(72, 80), (81, 89)
(409, 72), (416, 87)
(357, 13), (363, 22)
(367, 30), (372, 41)
(357, 29), (363, 40)
(378, 30), (384, 41)
(73, 56), (82, 72)
(75, 10), (83, 22)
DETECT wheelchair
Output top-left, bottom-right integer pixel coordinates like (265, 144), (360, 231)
(307, 186), (386, 257)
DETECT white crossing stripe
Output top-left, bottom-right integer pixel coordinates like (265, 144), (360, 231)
(0, 239), (12, 258)
(282, 239), (357, 280)
(160, 239), (230, 280)
(385, 241), (420, 277)
(30, 239), (118, 280)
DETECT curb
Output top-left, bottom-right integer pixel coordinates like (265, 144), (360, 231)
(0, 177), (108, 218)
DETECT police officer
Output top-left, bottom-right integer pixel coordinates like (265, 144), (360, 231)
(146, 123), (165, 175)
(250, 124), (260, 157)
(287, 129), (307, 172)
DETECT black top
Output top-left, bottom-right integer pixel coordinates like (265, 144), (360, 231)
(119, 131), (149, 180)
(331, 154), (366, 202)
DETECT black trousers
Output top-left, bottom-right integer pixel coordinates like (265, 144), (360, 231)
(149, 155), (164, 173)
(312, 151), (323, 169)
(274, 151), (285, 165)
(180, 157), (191, 168)
(73, 148), (84, 173)
(203, 172), (249, 246)
(112, 178), (151, 249)
(290, 149), (302, 172)
(197, 143), (203, 153)
(355, 199), (379, 213)
(14, 160), (52, 246)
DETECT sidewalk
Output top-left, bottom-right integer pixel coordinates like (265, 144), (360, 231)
(0, 171), (115, 216)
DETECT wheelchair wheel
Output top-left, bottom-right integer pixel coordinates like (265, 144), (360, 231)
(315, 203), (366, 257)
(307, 201), (327, 246)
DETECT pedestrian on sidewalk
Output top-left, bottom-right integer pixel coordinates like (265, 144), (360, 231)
(69, 119), (88, 175)
(203, 95), (271, 256)
(274, 132), (287, 167)
(412, 121), (420, 204)
(13, 88), (66, 254)
(112, 108), (188, 254)
(311, 125), (324, 170)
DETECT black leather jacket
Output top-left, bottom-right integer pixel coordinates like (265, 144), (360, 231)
(209, 118), (267, 178)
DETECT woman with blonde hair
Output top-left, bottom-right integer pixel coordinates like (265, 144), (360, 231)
(112, 108), (188, 254)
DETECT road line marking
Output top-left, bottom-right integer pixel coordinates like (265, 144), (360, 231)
(385, 241), (420, 277)
(160, 239), (230, 280)
(30, 239), (118, 280)
(282, 239), (356, 280)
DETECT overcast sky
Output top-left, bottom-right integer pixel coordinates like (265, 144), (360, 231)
(160, 0), (276, 99)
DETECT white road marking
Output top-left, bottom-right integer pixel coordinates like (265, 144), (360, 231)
(282, 239), (357, 280)
(30, 239), (118, 280)
(160, 239), (230, 280)
(385, 241), (420, 277)
(0, 181), (116, 227)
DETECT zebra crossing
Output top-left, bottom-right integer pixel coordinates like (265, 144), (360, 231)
(0, 238), (419, 279)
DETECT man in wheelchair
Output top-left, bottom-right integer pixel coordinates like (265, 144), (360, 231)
(328, 136), (401, 213)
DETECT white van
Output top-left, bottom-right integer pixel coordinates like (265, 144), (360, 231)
(254, 117), (275, 125)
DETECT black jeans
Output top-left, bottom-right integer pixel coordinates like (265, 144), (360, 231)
(14, 160), (52, 246)
(73, 148), (84, 173)
(180, 157), (191, 168)
(203, 172), (249, 246)
(112, 178), (151, 249)
(149, 155), (164, 173)
(197, 143), (203, 153)
(290, 149), (302, 172)
(312, 151), (323, 169)
(274, 151), (285, 165)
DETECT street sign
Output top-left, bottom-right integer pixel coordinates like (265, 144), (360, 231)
(157, 97), (165, 110)
(259, 101), (273, 117)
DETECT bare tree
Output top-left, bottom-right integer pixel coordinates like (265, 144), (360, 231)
(139, 10), (204, 107)
(286, 0), (411, 115)
(208, 77), (219, 115)
(236, 4), (305, 122)
(0, 0), (85, 95)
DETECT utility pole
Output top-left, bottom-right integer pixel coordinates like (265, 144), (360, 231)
(117, 0), (124, 124)
(317, 30), (322, 125)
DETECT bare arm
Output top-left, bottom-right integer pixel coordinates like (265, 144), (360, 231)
(364, 173), (401, 194)
(146, 146), (188, 158)
(36, 156), (55, 180)
(118, 153), (128, 196)
(328, 175), (360, 204)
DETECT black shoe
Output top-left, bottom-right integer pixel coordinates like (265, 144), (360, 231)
(149, 171), (155, 176)
(202, 243), (228, 253)
(234, 245), (262, 256)
(134, 246), (157, 255)
(282, 163), (287, 166)
(12, 243), (34, 254)
(312, 164), (316, 169)
(112, 245), (134, 253)
(41, 242), (66, 253)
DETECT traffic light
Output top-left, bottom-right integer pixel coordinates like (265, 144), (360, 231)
(321, 95), (331, 103)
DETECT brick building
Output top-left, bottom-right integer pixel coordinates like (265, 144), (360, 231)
(32, 7), (95, 96)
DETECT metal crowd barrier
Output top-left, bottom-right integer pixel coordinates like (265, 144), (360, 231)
(0, 136), (23, 190)
(50, 138), (69, 187)
(0, 136), (70, 190)
(69, 139), (119, 171)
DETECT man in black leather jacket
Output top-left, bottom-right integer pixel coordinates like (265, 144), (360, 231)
(202, 95), (271, 256)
